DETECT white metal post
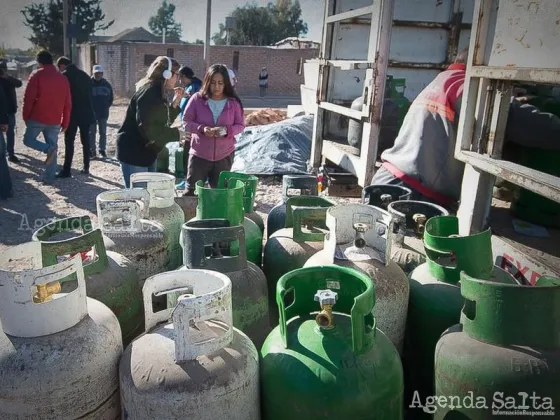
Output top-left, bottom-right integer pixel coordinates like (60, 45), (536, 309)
(359, 0), (396, 186)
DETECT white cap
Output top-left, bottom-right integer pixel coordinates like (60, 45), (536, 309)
(92, 64), (103, 73)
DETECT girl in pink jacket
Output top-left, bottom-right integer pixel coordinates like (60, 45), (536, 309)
(181, 64), (245, 196)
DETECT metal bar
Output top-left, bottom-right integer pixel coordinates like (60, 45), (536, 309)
(325, 5), (373, 24)
(456, 151), (560, 204)
(388, 60), (448, 70)
(457, 164), (495, 234)
(323, 59), (449, 70)
(318, 101), (364, 120)
(322, 141), (362, 176)
(487, 81), (512, 158)
(392, 19), (471, 30)
(310, 0), (336, 170)
(455, 0), (496, 236)
(63, 0), (69, 57)
(469, 66), (560, 85)
(204, 0), (212, 71)
(358, 0), (395, 187)
(320, 59), (373, 70)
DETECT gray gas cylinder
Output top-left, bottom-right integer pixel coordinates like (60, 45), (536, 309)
(362, 184), (412, 209)
(119, 270), (260, 420)
(178, 219), (270, 349)
(96, 188), (168, 285)
(387, 200), (449, 274)
(130, 172), (185, 270)
(304, 204), (409, 354)
(0, 242), (123, 419)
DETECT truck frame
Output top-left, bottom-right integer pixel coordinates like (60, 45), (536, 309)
(307, 0), (560, 281)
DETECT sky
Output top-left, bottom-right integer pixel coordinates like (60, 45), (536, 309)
(0, 0), (325, 50)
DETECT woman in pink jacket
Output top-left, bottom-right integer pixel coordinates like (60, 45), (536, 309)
(181, 64), (245, 196)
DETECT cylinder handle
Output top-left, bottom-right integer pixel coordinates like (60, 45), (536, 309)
(314, 289), (338, 329)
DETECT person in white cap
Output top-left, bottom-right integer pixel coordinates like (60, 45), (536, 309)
(90, 64), (113, 158)
(227, 67), (238, 88)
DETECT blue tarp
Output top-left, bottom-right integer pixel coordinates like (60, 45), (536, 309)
(231, 115), (314, 175)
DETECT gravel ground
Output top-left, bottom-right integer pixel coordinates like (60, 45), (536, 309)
(0, 92), (360, 252)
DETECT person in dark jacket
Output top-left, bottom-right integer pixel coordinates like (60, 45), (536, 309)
(0, 61), (23, 163)
(0, 81), (14, 199)
(116, 56), (182, 188)
(56, 57), (96, 177)
(90, 64), (113, 158)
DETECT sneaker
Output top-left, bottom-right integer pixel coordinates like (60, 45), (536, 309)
(44, 148), (56, 166)
(8, 155), (20, 164)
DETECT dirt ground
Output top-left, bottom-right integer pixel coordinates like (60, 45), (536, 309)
(0, 93), (359, 252)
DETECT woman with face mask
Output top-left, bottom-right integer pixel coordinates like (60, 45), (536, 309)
(116, 55), (183, 188)
(181, 63), (245, 196)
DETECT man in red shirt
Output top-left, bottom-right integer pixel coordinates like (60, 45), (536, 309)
(22, 50), (72, 182)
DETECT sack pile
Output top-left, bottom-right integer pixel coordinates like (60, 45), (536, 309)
(245, 108), (287, 126)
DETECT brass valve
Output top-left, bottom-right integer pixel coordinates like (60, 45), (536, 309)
(412, 213), (427, 235)
(353, 222), (368, 248)
(314, 289), (338, 329)
(33, 281), (61, 303)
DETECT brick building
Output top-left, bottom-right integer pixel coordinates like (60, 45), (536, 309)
(78, 28), (318, 98)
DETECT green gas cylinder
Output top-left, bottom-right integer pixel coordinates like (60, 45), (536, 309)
(267, 175), (318, 239)
(510, 147), (560, 228)
(432, 271), (560, 419)
(192, 180), (262, 266)
(31, 215), (143, 345)
(174, 146), (185, 178)
(262, 195), (336, 326)
(260, 265), (404, 420)
(218, 171), (264, 234)
(404, 216), (493, 419)
(156, 147), (169, 173)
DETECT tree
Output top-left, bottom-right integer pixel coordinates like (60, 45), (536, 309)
(22, 0), (114, 56)
(148, 1), (182, 41)
(212, 0), (308, 46)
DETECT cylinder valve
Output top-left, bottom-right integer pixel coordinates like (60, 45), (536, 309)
(353, 222), (369, 248)
(33, 281), (62, 303)
(380, 194), (393, 206)
(412, 213), (427, 236)
(314, 289), (338, 329)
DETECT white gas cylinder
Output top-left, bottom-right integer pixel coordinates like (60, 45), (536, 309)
(119, 270), (260, 420)
(0, 242), (123, 419)
(304, 203), (410, 353)
(96, 188), (168, 283)
(130, 172), (185, 270)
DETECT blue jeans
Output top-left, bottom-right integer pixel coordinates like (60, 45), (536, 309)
(121, 160), (156, 188)
(5, 113), (15, 156)
(0, 131), (13, 198)
(23, 120), (60, 179)
(90, 118), (107, 153)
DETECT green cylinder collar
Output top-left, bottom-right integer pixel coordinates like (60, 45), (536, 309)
(424, 216), (493, 284)
(195, 179), (245, 226)
(460, 269), (560, 348)
(276, 266), (376, 355)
